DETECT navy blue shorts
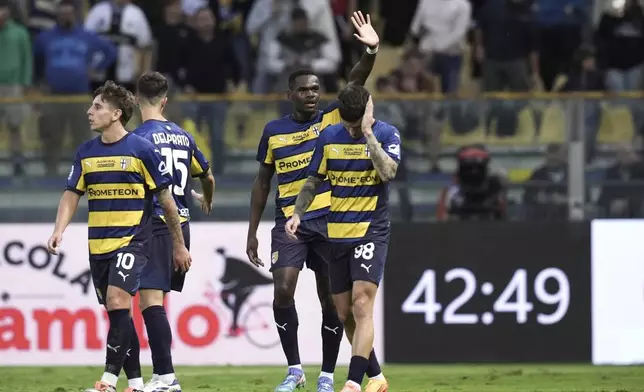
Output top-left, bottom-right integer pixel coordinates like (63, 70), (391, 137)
(141, 224), (191, 292)
(270, 216), (329, 276)
(328, 237), (389, 294)
(91, 247), (147, 304)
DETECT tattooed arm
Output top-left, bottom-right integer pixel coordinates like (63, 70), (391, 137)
(293, 176), (324, 218)
(157, 188), (186, 249)
(365, 133), (398, 182)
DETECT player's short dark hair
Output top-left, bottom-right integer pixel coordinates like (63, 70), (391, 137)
(337, 84), (370, 123)
(93, 81), (135, 126)
(137, 72), (169, 105)
(288, 68), (316, 90)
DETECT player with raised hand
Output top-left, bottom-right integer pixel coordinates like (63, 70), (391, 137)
(46, 81), (191, 392)
(287, 86), (400, 392)
(132, 72), (215, 392)
(247, 10), (381, 392)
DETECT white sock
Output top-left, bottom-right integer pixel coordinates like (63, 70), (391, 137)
(346, 380), (361, 390)
(151, 374), (159, 381)
(128, 378), (144, 389)
(369, 373), (385, 381)
(289, 364), (303, 371)
(159, 373), (177, 384)
(101, 372), (118, 387)
(319, 371), (334, 381)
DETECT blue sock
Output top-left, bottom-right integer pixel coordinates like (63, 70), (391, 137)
(366, 349), (382, 377)
(321, 310), (343, 373)
(104, 309), (133, 377)
(143, 305), (174, 375)
(123, 318), (142, 380)
(273, 303), (301, 366)
(347, 355), (369, 386)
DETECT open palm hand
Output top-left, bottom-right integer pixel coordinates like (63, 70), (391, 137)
(351, 11), (379, 48)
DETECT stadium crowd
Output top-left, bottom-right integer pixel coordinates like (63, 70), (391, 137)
(1, 0), (643, 219)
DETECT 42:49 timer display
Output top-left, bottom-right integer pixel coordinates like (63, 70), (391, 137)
(401, 268), (570, 325)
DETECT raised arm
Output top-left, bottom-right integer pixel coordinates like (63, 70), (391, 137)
(346, 11), (380, 86)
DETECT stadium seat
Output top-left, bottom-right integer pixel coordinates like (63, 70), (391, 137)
(597, 105), (635, 144)
(440, 122), (486, 146)
(536, 103), (566, 144)
(485, 107), (536, 145)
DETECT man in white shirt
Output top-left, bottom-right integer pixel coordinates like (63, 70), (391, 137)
(246, 0), (340, 93)
(410, 0), (471, 93)
(85, 0), (152, 92)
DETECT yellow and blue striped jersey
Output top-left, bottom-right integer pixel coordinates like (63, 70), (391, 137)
(66, 133), (172, 260)
(307, 121), (402, 242)
(133, 120), (210, 227)
(256, 102), (341, 221)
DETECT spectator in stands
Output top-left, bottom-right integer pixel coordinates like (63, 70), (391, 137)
(558, 44), (604, 163)
(0, 0), (31, 176)
(374, 76), (407, 131)
(22, 0), (84, 39)
(523, 143), (569, 220)
(536, 0), (590, 91)
(154, 0), (190, 90)
(409, 0), (471, 94)
(266, 7), (338, 94)
(211, 0), (253, 85)
(597, 143), (644, 218)
(331, 0), (358, 82)
(183, 6), (238, 174)
(597, 0), (644, 93)
(476, 0), (539, 137)
(390, 50), (442, 171)
(84, 0), (152, 92)
(246, 0), (339, 94)
(596, 0), (644, 134)
(33, 0), (116, 176)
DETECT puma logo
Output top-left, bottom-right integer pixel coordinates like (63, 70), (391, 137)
(118, 271), (129, 282)
(107, 344), (120, 353)
(361, 263), (372, 273)
(276, 322), (287, 331)
(331, 147), (339, 154)
(324, 325), (339, 335)
(126, 348), (131, 357)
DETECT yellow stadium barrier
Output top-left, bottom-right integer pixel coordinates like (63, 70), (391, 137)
(0, 92), (639, 154)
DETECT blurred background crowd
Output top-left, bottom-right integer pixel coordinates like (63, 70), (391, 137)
(0, 0), (643, 222)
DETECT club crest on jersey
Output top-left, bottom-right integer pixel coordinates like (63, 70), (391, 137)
(312, 126), (320, 136)
(120, 158), (130, 170)
(365, 145), (370, 157)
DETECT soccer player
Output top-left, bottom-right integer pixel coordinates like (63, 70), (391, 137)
(131, 71), (214, 392)
(286, 85), (400, 392)
(246, 11), (380, 392)
(46, 81), (192, 392)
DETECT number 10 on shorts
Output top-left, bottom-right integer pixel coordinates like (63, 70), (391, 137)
(116, 252), (135, 270)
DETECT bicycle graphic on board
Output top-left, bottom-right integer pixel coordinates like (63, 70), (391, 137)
(203, 248), (278, 349)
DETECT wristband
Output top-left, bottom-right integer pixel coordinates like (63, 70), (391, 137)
(366, 45), (379, 55)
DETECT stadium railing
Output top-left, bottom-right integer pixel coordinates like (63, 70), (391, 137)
(0, 91), (641, 222)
